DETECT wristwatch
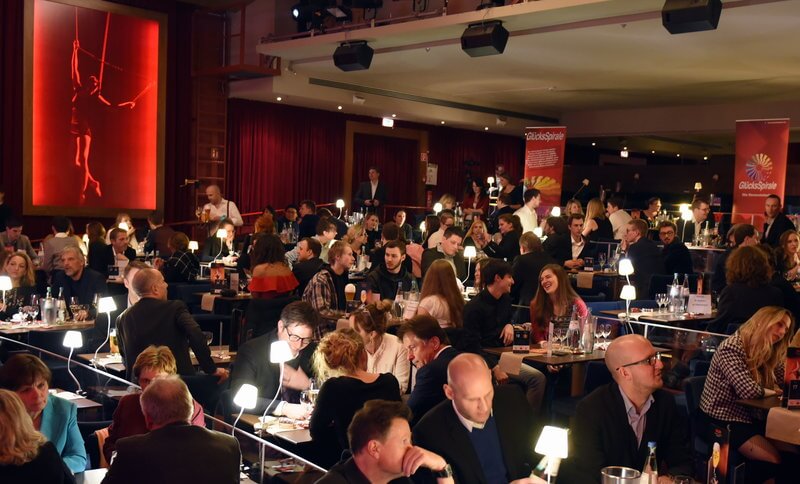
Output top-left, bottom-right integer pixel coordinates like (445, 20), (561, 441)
(433, 463), (453, 478)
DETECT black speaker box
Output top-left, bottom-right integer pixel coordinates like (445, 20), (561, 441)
(662, 0), (722, 34)
(333, 42), (374, 71)
(460, 21), (509, 57)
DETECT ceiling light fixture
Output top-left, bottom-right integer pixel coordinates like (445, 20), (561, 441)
(382, 117), (394, 128)
(440, 121), (446, 125)
(352, 95), (365, 105)
(620, 149), (629, 158)
(337, 105), (342, 110)
(484, 126), (489, 131)
(276, 96), (282, 101)
(391, 114), (396, 118)
(495, 116), (507, 127)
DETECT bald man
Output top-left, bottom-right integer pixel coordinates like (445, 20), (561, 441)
(560, 335), (691, 484)
(115, 269), (228, 383)
(202, 184), (243, 227)
(413, 354), (540, 484)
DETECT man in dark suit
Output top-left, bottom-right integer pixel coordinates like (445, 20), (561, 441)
(102, 376), (241, 484)
(144, 210), (175, 257)
(398, 315), (459, 424)
(51, 246), (108, 321)
(229, 301), (318, 418)
(511, 232), (555, 306)
(116, 268), (228, 382)
(563, 213), (593, 270)
(763, 194), (796, 247)
(421, 227), (466, 280)
(542, 216), (571, 266)
(560, 335), (692, 483)
(622, 219), (665, 299)
(292, 237), (324, 296)
(96, 227), (137, 277)
(298, 199), (321, 239)
(354, 166), (387, 211)
(413, 354), (537, 484)
(657, 221), (693, 276)
(678, 197), (710, 243)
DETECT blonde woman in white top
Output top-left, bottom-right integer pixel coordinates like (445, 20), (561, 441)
(351, 300), (410, 392)
(416, 259), (464, 329)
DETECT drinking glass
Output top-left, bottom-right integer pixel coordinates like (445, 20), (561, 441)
(69, 297), (83, 321)
(203, 331), (213, 346)
(656, 294), (668, 312)
(29, 295), (40, 321)
(601, 323), (612, 342)
(594, 324), (603, 347)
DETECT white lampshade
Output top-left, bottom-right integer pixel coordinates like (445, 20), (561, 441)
(419, 221), (426, 232)
(620, 284), (637, 301)
(270, 340), (294, 363)
(97, 296), (117, 314)
(618, 258), (635, 276)
(533, 227), (544, 238)
(681, 209), (693, 222)
(336, 199), (345, 209)
(694, 182), (703, 191)
(550, 206), (561, 217)
(82, 233), (89, 244)
(233, 383), (259, 410)
(118, 222), (130, 232)
(463, 246), (477, 259)
(535, 426), (569, 459)
(188, 240), (199, 251)
(486, 176), (495, 185)
(63, 330), (83, 349)
(433, 202), (443, 214)
(216, 228), (227, 239)
(0, 276), (12, 291)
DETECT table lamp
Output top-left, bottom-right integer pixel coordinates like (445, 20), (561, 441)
(118, 222), (130, 232)
(214, 228), (227, 261)
(462, 245), (477, 285)
(63, 330), (85, 395)
(680, 208), (693, 241)
(620, 284), (637, 335)
(261, 340), (295, 421)
(93, 296), (117, 365)
(533, 227), (544, 239)
(232, 384), (258, 435)
(534, 425), (568, 483)
(433, 202), (443, 215)
(188, 240), (199, 253)
(336, 199), (345, 218)
(0, 275), (11, 306)
(419, 221), (426, 239)
(550, 206), (561, 217)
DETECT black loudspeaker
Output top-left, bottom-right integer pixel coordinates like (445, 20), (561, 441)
(662, 0), (722, 34)
(460, 21), (509, 57)
(333, 41), (374, 71)
(342, 0), (383, 8)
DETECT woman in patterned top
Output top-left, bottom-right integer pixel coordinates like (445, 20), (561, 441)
(699, 306), (793, 476)
(155, 232), (199, 283)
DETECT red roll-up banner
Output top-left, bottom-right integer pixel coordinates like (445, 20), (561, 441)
(732, 119), (789, 225)
(523, 126), (566, 208)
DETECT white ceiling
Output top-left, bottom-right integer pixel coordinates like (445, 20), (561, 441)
(228, 0), (800, 151)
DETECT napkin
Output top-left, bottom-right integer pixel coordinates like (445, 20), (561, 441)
(200, 293), (217, 312)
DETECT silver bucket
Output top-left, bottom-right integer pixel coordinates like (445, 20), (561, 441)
(601, 466), (641, 484)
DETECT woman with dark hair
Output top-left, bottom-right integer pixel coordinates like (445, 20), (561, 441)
(155, 232), (199, 283)
(483, 213), (521, 262)
(529, 264), (588, 345)
(238, 212), (276, 273)
(708, 246), (784, 334)
(249, 234), (298, 299)
(422, 215), (440, 249)
(85, 221), (108, 274)
(463, 179), (490, 224)
(775, 230), (799, 281)
(0, 354), (86, 473)
(351, 301), (409, 392)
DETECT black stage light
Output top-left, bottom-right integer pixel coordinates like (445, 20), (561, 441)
(460, 20), (509, 57)
(333, 41), (374, 71)
(662, 0), (722, 34)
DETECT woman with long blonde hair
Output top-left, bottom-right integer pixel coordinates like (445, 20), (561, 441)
(700, 306), (794, 480)
(0, 253), (37, 321)
(0, 390), (74, 482)
(582, 198), (613, 241)
(418, 259), (464, 328)
(464, 218), (490, 251)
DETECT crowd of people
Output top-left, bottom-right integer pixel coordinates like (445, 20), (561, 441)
(1, 174), (799, 484)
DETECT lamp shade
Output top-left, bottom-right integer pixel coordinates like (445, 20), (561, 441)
(270, 340), (294, 363)
(419, 221), (426, 232)
(118, 222), (130, 232)
(681, 209), (693, 222)
(433, 202), (443, 214)
(82, 233), (89, 244)
(188, 241), (199, 251)
(216, 228), (227, 239)
(533, 227), (544, 238)
(0, 276), (12, 291)
(97, 296), (117, 314)
(550, 206), (562, 217)
(694, 182), (703, 191)
(618, 258), (635, 276)
(233, 384), (259, 410)
(535, 425), (569, 459)
(63, 330), (83, 349)
(463, 246), (477, 259)
(620, 284), (637, 301)
(486, 176), (495, 185)
(336, 199), (345, 209)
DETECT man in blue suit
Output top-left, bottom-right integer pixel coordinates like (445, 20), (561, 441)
(398, 315), (459, 425)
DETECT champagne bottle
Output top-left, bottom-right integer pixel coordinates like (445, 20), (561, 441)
(641, 441), (658, 484)
(57, 287), (67, 323)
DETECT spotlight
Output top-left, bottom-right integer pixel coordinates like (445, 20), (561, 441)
(662, 0), (722, 34)
(353, 95), (365, 105)
(461, 20), (509, 57)
(382, 117), (394, 128)
(620, 149), (629, 158)
(333, 41), (374, 71)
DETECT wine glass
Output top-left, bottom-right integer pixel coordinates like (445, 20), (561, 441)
(29, 295), (40, 322)
(69, 297), (83, 321)
(594, 324), (603, 349)
(601, 323), (612, 343)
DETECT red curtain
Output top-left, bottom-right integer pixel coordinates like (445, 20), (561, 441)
(352, 133), (420, 207)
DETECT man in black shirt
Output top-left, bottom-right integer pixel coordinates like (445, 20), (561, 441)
(367, 240), (413, 302)
(298, 199), (321, 239)
(292, 237), (324, 296)
(51, 246), (107, 321)
(763, 194), (796, 247)
(622, 219), (665, 298)
(658, 221), (693, 276)
(542, 216), (571, 266)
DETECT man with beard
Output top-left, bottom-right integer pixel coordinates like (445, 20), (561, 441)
(367, 240), (413, 302)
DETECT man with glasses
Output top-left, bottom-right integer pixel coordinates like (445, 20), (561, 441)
(229, 301), (320, 418)
(680, 197), (711, 243)
(658, 221), (693, 276)
(561, 335), (692, 483)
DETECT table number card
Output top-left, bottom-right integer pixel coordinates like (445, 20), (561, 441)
(687, 294), (712, 314)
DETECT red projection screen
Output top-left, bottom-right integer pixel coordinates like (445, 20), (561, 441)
(23, 0), (166, 217)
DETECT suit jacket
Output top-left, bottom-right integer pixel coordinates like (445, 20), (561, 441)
(625, 238), (665, 298)
(421, 247), (466, 280)
(40, 395), (87, 474)
(407, 346), (459, 425)
(229, 330), (317, 414)
(511, 251), (556, 305)
(763, 212), (796, 247)
(412, 385), (535, 484)
(51, 267), (108, 316)
(542, 232), (572, 266)
(116, 298), (216, 378)
(483, 230), (520, 262)
(661, 240), (693, 276)
(354, 180), (388, 208)
(101, 423), (241, 484)
(299, 214), (321, 239)
(96, 245), (137, 277)
(560, 383), (692, 484)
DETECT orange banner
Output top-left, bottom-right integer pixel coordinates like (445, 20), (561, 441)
(523, 126), (566, 208)
(732, 119), (789, 225)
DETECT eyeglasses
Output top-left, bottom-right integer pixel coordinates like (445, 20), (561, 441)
(284, 327), (314, 346)
(617, 352), (661, 370)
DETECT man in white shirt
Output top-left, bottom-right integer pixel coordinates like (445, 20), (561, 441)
(202, 185), (243, 227)
(513, 188), (540, 235)
(680, 197), (711, 243)
(564, 213), (588, 269)
(427, 211), (454, 249)
(606, 197), (632, 240)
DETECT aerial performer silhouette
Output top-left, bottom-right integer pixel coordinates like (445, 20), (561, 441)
(71, 9), (153, 203)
